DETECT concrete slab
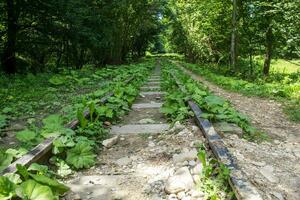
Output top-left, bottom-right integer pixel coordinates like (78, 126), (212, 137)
(148, 78), (160, 81)
(140, 86), (160, 90)
(132, 103), (162, 109)
(146, 81), (160, 85)
(140, 91), (165, 96)
(135, 95), (163, 104)
(111, 124), (170, 135)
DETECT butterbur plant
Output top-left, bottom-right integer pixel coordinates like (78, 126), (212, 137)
(0, 164), (69, 200)
(66, 141), (96, 169)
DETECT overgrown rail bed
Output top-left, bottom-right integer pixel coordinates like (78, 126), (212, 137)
(2, 58), (297, 200)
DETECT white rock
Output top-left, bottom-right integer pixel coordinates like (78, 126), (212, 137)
(173, 149), (198, 164)
(115, 157), (132, 166)
(148, 141), (156, 147)
(190, 163), (203, 175)
(183, 161), (189, 166)
(192, 175), (200, 183)
(177, 191), (186, 199)
(190, 190), (204, 198)
(188, 160), (196, 167)
(259, 165), (279, 183)
(102, 136), (119, 148)
(191, 126), (200, 133)
(165, 167), (195, 194)
(174, 121), (185, 131)
(177, 128), (190, 136)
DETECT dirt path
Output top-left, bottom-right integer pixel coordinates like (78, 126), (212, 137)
(63, 66), (207, 200)
(179, 66), (300, 142)
(179, 65), (300, 199)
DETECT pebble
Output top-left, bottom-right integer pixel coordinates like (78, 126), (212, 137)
(165, 167), (195, 194)
(102, 136), (119, 148)
(190, 163), (203, 175)
(188, 160), (196, 167)
(190, 190), (205, 198)
(115, 157), (132, 166)
(177, 191), (185, 199)
(259, 165), (279, 183)
(148, 141), (156, 147)
(168, 194), (178, 200)
(173, 149), (198, 164)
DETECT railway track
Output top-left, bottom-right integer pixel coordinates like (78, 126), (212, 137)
(1, 61), (263, 200)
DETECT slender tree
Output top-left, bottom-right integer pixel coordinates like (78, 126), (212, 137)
(230, 0), (238, 70)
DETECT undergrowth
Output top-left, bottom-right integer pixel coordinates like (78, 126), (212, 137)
(161, 59), (267, 142)
(179, 61), (300, 122)
(0, 60), (154, 199)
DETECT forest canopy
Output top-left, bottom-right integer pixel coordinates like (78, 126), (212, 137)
(0, 0), (300, 76)
(0, 0), (165, 74)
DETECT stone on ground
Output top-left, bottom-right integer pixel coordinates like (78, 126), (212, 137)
(165, 167), (195, 194)
(172, 149), (198, 164)
(214, 122), (243, 137)
(115, 156), (132, 166)
(102, 136), (119, 148)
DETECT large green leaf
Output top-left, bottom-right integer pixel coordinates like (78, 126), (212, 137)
(0, 151), (13, 172)
(41, 115), (65, 138)
(17, 180), (57, 200)
(0, 176), (16, 200)
(66, 142), (96, 169)
(16, 164), (30, 180)
(29, 174), (69, 195)
(5, 148), (28, 159)
(52, 135), (75, 154)
(28, 163), (49, 174)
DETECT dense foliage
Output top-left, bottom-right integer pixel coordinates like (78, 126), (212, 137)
(165, 0), (300, 76)
(0, 0), (164, 73)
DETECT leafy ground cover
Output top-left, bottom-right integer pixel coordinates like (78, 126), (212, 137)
(0, 60), (154, 200)
(161, 59), (267, 142)
(179, 60), (300, 122)
(0, 60), (154, 199)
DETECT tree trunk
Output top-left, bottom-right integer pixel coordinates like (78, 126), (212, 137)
(2, 0), (18, 74)
(230, 0), (238, 70)
(263, 25), (273, 76)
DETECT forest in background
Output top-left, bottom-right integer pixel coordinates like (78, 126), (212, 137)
(0, 0), (300, 77)
(0, 0), (165, 74)
(164, 0), (300, 77)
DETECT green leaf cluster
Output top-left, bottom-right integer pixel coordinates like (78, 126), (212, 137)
(0, 164), (69, 200)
